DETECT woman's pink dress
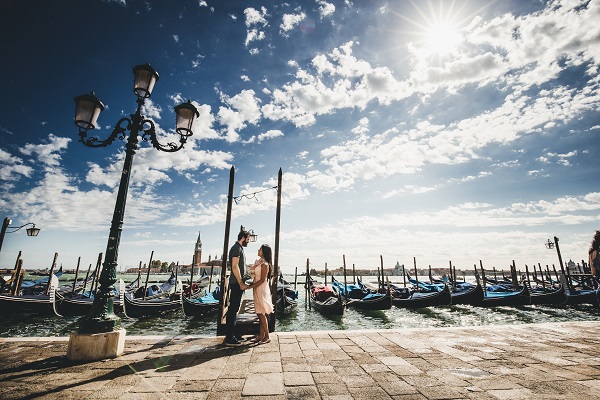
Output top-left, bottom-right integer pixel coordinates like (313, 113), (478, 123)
(250, 259), (273, 314)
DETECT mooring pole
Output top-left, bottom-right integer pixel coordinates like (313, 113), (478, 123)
(269, 168), (282, 333)
(217, 166), (235, 334)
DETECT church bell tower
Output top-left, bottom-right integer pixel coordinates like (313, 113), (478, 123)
(193, 231), (202, 270)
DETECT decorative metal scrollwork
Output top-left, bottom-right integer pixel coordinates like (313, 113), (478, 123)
(79, 117), (131, 148)
(140, 119), (189, 152)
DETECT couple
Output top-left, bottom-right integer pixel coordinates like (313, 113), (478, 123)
(225, 229), (273, 347)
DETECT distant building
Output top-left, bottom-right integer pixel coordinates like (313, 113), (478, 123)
(193, 231), (202, 270)
(394, 261), (402, 276)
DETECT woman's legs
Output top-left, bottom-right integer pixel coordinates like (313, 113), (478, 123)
(257, 314), (270, 343)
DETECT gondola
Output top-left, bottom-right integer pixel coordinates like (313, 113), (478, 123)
(58, 280), (126, 316)
(450, 281), (484, 305)
(122, 276), (183, 318)
(307, 277), (345, 315)
(528, 284), (567, 306)
(122, 292), (182, 318)
(182, 286), (220, 317)
(0, 275), (61, 316)
(276, 275), (298, 316)
(477, 284), (530, 307)
(390, 282), (452, 308)
(564, 289), (599, 307)
(331, 277), (392, 310)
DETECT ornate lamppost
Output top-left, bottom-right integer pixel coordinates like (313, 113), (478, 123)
(0, 217), (40, 253)
(67, 64), (198, 360)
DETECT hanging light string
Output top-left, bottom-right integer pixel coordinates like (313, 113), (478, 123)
(233, 186), (277, 204)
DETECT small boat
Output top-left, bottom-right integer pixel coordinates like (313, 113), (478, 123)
(19, 266), (64, 295)
(182, 286), (220, 317)
(307, 277), (345, 315)
(122, 292), (182, 318)
(332, 277), (392, 311)
(528, 284), (567, 306)
(122, 276), (183, 318)
(0, 275), (61, 316)
(276, 274), (298, 316)
(390, 283), (452, 308)
(478, 284), (530, 307)
(450, 281), (484, 305)
(58, 280), (125, 316)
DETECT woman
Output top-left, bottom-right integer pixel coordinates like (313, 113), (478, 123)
(247, 244), (274, 344)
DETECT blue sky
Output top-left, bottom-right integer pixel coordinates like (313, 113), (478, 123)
(0, 0), (599, 274)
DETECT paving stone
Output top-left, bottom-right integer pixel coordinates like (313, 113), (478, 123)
(285, 385), (321, 399)
(241, 372), (285, 395)
(284, 371), (315, 386)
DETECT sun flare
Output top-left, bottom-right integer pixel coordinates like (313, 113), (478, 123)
(424, 22), (462, 55)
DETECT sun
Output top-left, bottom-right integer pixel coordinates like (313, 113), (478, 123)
(424, 22), (462, 56)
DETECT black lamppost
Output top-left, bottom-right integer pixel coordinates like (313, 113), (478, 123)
(73, 64), (199, 334)
(0, 217), (40, 253)
(545, 236), (566, 275)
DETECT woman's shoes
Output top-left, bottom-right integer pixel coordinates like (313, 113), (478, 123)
(250, 336), (263, 343)
(258, 338), (271, 344)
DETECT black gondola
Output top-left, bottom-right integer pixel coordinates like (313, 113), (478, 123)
(58, 280), (125, 316)
(122, 293), (182, 318)
(276, 275), (298, 316)
(529, 284), (567, 306)
(451, 282), (485, 305)
(307, 277), (345, 315)
(332, 277), (392, 311)
(477, 284), (530, 307)
(391, 283), (452, 308)
(0, 275), (61, 316)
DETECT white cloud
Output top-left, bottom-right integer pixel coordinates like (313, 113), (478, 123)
(140, 98), (162, 120)
(280, 12), (306, 35)
(257, 129), (284, 142)
(316, 1), (335, 18)
(20, 134), (71, 167)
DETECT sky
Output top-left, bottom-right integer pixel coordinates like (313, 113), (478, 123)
(0, 0), (599, 274)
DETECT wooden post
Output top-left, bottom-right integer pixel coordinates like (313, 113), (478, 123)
(402, 265), (407, 287)
(72, 257), (82, 293)
(380, 255), (385, 293)
(143, 251), (154, 300)
(81, 263), (92, 297)
(269, 168), (283, 333)
(538, 263), (546, 288)
(306, 258), (310, 309)
(343, 255), (348, 302)
(92, 253), (103, 295)
(493, 267), (497, 283)
(413, 257), (419, 291)
(511, 260), (518, 289)
(136, 261), (142, 288)
(11, 258), (23, 295)
(44, 253), (58, 295)
(208, 264), (214, 293)
(324, 262), (328, 286)
(525, 264), (531, 289)
(217, 166), (235, 334)
(189, 255), (194, 292)
(294, 267), (298, 290)
(479, 260), (486, 291)
(10, 251), (22, 295)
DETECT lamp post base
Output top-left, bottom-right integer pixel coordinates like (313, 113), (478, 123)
(66, 328), (126, 361)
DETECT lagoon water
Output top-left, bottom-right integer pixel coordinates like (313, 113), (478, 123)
(2, 274), (599, 337)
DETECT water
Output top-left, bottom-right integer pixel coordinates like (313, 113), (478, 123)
(1, 274), (599, 337)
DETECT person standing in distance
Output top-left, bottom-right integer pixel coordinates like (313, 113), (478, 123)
(224, 229), (250, 346)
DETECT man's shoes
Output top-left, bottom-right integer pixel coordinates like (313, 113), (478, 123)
(236, 335), (249, 342)
(224, 337), (243, 347)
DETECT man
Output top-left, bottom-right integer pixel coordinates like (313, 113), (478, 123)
(224, 229), (250, 346)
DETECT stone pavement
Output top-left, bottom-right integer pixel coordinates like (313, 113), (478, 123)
(1, 321), (599, 399)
